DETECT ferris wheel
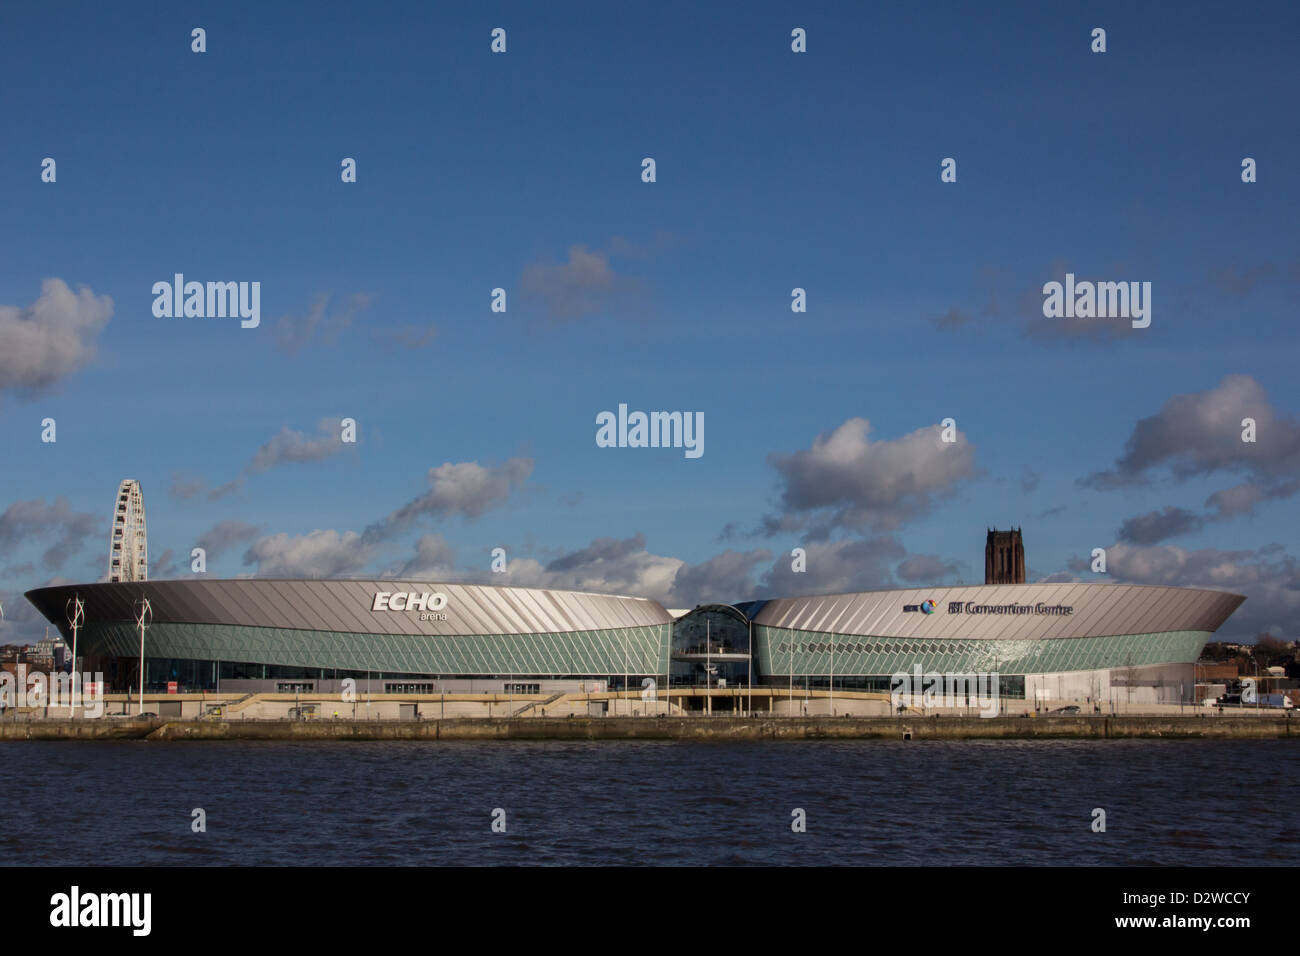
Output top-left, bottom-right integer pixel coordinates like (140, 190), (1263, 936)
(109, 479), (148, 582)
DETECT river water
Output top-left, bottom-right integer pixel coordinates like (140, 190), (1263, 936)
(3, 739), (1296, 865)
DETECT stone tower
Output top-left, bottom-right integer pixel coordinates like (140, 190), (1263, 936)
(985, 528), (1025, 585)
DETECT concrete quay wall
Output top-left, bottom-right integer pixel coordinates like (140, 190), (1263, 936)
(0, 714), (1293, 741)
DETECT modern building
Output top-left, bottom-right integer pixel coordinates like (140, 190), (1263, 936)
(24, 580), (670, 697)
(744, 583), (1242, 705)
(20, 483), (1248, 707)
(25, 578), (1245, 706)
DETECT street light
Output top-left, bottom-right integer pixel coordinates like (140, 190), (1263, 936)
(707, 621), (717, 717)
(66, 596), (84, 717)
(830, 636), (835, 717)
(663, 628), (669, 717)
(747, 618), (752, 719)
(133, 596), (152, 717)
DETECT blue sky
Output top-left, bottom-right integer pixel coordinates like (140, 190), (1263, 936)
(1, 0), (1297, 642)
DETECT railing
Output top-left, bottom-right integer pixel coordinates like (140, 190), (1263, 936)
(672, 644), (747, 657)
(509, 692), (565, 718)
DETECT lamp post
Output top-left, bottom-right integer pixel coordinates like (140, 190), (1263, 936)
(707, 621), (717, 717)
(133, 597), (152, 717)
(66, 596), (84, 717)
(664, 627), (670, 717)
(829, 634), (835, 718)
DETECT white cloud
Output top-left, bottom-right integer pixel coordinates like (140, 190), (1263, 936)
(365, 457), (534, 541)
(273, 292), (371, 354)
(896, 553), (962, 583)
(519, 244), (643, 321)
(248, 419), (348, 473)
(762, 418), (976, 534)
(0, 279), (112, 397)
(759, 537), (905, 596)
(196, 520), (262, 561)
(1068, 541), (1299, 641)
(1115, 506), (1204, 545)
(394, 534), (457, 578)
(1086, 374), (1299, 485)
(243, 530), (377, 578)
(0, 497), (99, 572)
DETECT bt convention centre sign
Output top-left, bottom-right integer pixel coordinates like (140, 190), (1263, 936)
(948, 601), (1073, 616)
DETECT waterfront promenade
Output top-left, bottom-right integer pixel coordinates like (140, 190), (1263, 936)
(0, 712), (1293, 741)
(3, 686), (1278, 721)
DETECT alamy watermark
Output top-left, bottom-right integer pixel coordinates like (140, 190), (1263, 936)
(152, 274), (260, 328)
(0, 667), (106, 717)
(50, 886), (150, 936)
(890, 666), (1000, 717)
(596, 403), (703, 459)
(1042, 273), (1150, 329)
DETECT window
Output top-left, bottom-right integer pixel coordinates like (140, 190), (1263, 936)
(385, 682), (436, 693)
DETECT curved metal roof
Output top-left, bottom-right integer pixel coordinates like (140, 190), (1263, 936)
(24, 579), (673, 638)
(673, 603), (751, 623)
(24, 580), (1246, 644)
(749, 583), (1244, 640)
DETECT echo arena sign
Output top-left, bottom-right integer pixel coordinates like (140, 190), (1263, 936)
(371, 591), (450, 621)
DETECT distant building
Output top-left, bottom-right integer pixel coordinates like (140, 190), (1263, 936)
(34, 635), (67, 669)
(985, 528), (1025, 585)
(1196, 661), (1240, 681)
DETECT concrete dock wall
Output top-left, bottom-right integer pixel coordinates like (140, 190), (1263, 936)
(0, 714), (1293, 741)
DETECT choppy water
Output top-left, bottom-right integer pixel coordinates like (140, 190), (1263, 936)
(3, 739), (1297, 865)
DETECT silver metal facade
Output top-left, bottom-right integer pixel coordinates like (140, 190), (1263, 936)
(751, 583), (1244, 641)
(26, 579), (672, 638)
(24, 579), (1245, 679)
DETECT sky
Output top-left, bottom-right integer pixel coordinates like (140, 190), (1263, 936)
(1, 0), (1297, 642)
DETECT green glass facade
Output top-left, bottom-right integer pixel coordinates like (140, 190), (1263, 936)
(81, 617), (1210, 691)
(81, 619), (671, 681)
(753, 624), (1212, 677)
